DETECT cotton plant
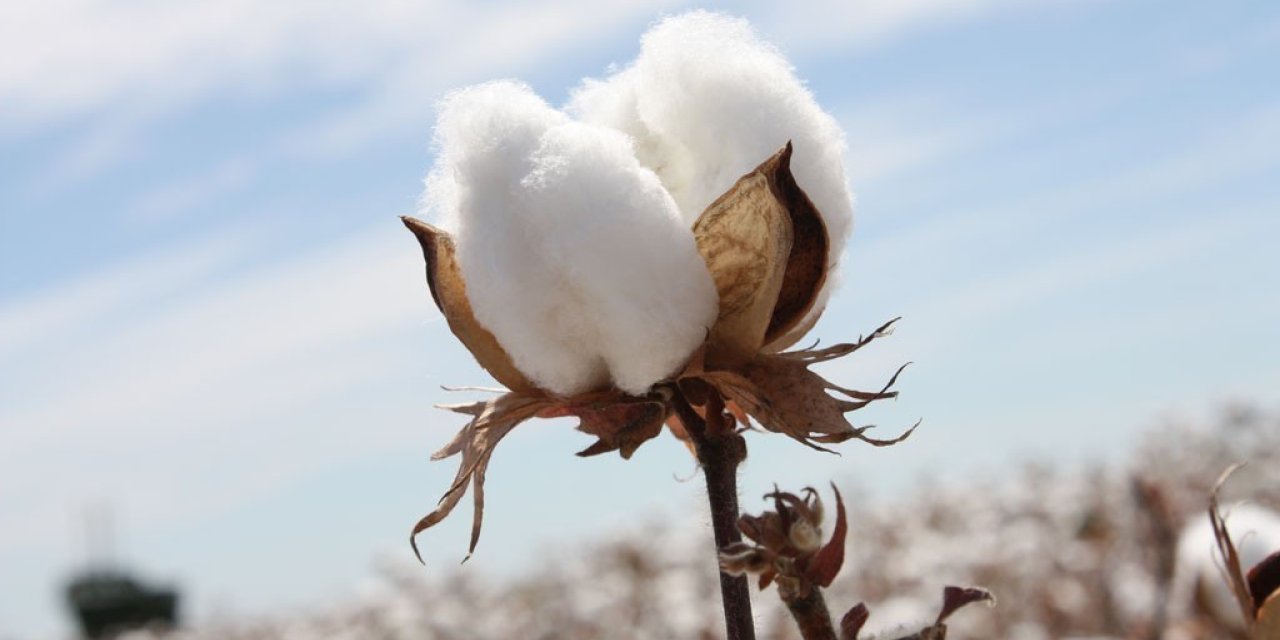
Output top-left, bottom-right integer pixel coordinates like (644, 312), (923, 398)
(401, 12), (917, 639)
(1201, 466), (1280, 640)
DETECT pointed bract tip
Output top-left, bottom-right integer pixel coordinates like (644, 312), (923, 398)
(400, 215), (440, 241)
(840, 603), (870, 640)
(410, 533), (425, 565)
(937, 585), (996, 624)
(775, 140), (794, 172)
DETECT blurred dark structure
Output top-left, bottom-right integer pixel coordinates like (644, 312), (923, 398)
(64, 571), (179, 638)
(62, 505), (180, 638)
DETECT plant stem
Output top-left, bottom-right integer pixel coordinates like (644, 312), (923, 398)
(672, 388), (756, 640)
(782, 588), (837, 640)
(701, 433), (754, 640)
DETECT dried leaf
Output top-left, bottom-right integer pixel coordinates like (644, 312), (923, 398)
(935, 586), (995, 624)
(840, 603), (870, 640)
(696, 348), (912, 451)
(778, 317), (900, 365)
(692, 146), (795, 368)
(409, 392), (551, 563)
(1210, 463), (1258, 628)
(401, 216), (536, 394)
(539, 391), (670, 459)
(805, 484), (847, 587)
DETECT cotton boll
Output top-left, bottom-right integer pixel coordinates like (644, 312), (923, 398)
(426, 81), (606, 394)
(569, 11), (854, 257)
(520, 123), (719, 395)
(423, 81), (718, 396)
(1169, 503), (1280, 628)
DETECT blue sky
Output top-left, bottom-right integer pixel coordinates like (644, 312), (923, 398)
(2, 0), (1279, 637)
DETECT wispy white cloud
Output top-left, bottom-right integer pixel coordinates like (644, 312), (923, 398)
(279, 0), (683, 158)
(818, 100), (1280, 390)
(839, 92), (1011, 187)
(754, 0), (1082, 53)
(0, 229), (254, 358)
(0, 0), (430, 127)
(2, 0), (677, 135)
(0, 226), (429, 453)
(849, 101), (1280, 286)
(27, 110), (148, 191)
(127, 157), (254, 221)
(0, 223), (451, 559)
(5, 0), (1052, 183)
(899, 209), (1265, 359)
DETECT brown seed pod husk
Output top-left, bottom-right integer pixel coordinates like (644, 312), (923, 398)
(692, 147), (796, 368)
(761, 142), (830, 349)
(402, 216), (536, 394)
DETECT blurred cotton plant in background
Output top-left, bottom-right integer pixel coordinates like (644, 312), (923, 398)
(107, 407), (1280, 640)
(401, 11), (918, 639)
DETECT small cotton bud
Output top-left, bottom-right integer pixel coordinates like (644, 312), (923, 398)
(739, 512), (789, 551)
(789, 520), (823, 552)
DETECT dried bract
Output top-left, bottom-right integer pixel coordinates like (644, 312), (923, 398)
(1208, 464), (1280, 639)
(840, 586), (995, 640)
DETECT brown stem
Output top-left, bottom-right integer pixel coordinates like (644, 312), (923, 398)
(783, 587), (837, 640)
(672, 387), (756, 640)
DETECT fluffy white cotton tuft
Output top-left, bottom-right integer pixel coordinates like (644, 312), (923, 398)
(570, 12), (855, 325)
(569, 11), (855, 257)
(423, 81), (719, 396)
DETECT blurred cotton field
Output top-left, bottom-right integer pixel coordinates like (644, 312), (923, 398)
(96, 407), (1280, 640)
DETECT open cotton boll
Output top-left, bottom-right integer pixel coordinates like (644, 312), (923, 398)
(569, 11), (854, 256)
(424, 81), (718, 396)
(1169, 503), (1280, 628)
(520, 123), (719, 395)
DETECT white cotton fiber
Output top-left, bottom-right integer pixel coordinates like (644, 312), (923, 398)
(570, 12), (855, 328)
(1170, 503), (1280, 628)
(569, 11), (855, 255)
(423, 81), (719, 396)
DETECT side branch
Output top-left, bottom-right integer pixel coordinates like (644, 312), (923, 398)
(783, 588), (837, 640)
